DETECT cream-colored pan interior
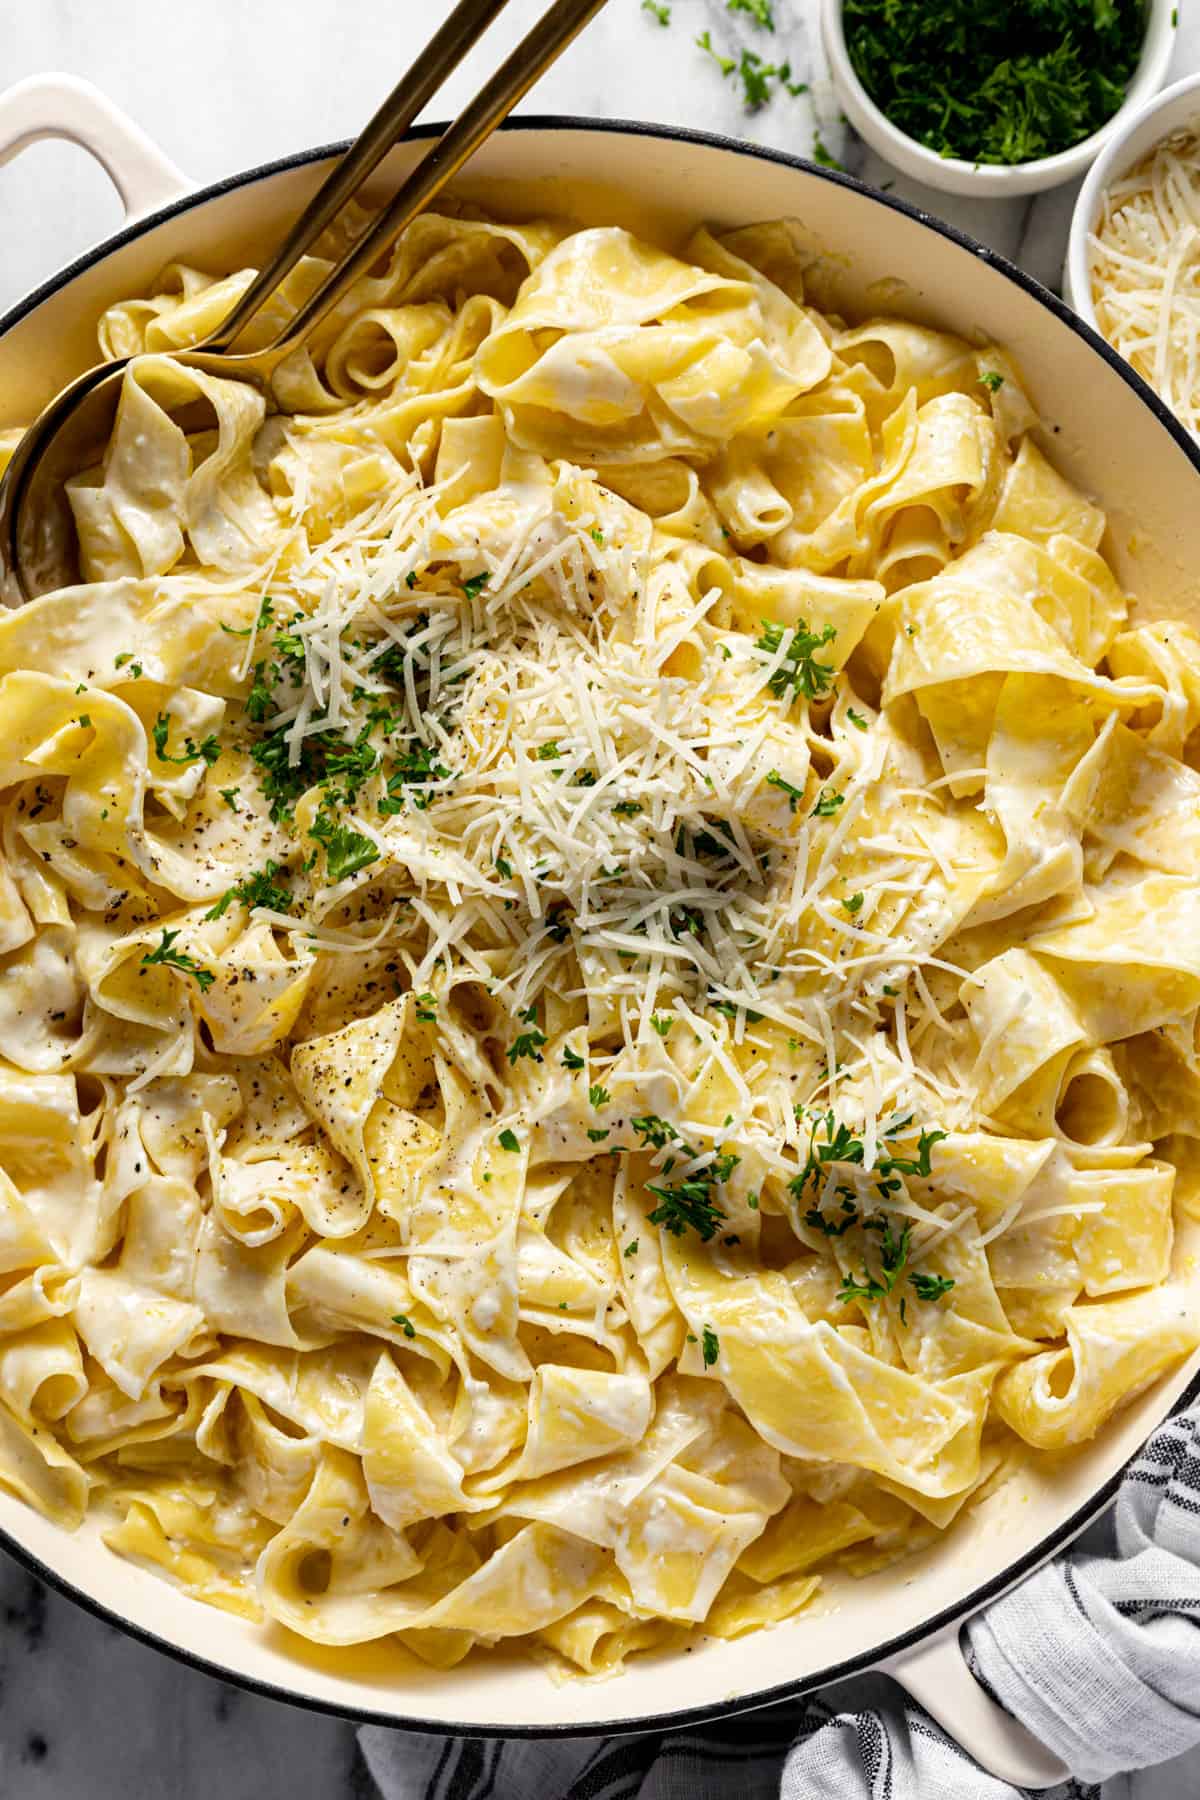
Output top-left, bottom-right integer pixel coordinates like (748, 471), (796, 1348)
(1, 123), (1198, 1732)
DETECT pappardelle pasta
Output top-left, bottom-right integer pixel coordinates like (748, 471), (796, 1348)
(0, 203), (1197, 1674)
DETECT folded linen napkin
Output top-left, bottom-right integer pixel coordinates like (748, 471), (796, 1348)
(360, 1402), (1200, 1800)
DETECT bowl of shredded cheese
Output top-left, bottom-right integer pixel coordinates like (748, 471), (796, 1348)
(1069, 72), (1200, 435)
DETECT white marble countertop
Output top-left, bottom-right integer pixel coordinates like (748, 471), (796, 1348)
(1, 3), (1199, 1796)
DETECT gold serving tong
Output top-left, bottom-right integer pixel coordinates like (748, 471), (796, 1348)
(0, 0), (611, 600)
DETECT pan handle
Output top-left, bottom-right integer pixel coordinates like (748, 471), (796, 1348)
(881, 1622), (1071, 1790)
(0, 73), (190, 221)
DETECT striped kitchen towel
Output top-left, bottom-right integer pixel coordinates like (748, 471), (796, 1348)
(360, 1402), (1200, 1800)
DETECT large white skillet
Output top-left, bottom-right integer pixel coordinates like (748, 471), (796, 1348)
(1, 72), (1199, 1790)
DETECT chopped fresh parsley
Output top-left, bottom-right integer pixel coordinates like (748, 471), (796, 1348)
(710, 997), (764, 1023)
(140, 928), (214, 992)
(700, 32), (806, 106)
(220, 595), (275, 639)
(979, 369), (1005, 392)
(378, 741), (451, 814)
(842, 0), (1144, 166)
(507, 1018), (548, 1064)
(587, 1127), (611, 1142)
(151, 713), (220, 767)
(204, 861), (292, 920)
(756, 618), (837, 706)
(812, 135), (845, 170)
(701, 1324), (721, 1367)
(766, 769), (806, 812)
(790, 1109), (947, 1209)
(846, 707), (869, 731)
(647, 1152), (738, 1243)
(498, 1128), (521, 1152)
(624, 1238), (640, 1257)
(843, 892), (865, 915)
(642, 0), (670, 20)
(697, 27), (735, 74)
(613, 800), (642, 817)
(463, 574), (489, 601)
(495, 856), (513, 879)
(219, 787), (241, 812)
(414, 991), (437, 1023)
(113, 652), (143, 678)
(650, 1014), (674, 1037)
(535, 740), (561, 762)
(391, 1312), (416, 1338)
(811, 788), (845, 818)
(631, 1114), (678, 1150)
(837, 1216), (913, 1307)
(589, 526), (605, 545)
(804, 1189), (861, 1237)
(588, 1083), (610, 1109)
(910, 1270), (956, 1302)
(562, 1046), (586, 1071)
(728, 0), (773, 24)
(308, 810), (379, 882)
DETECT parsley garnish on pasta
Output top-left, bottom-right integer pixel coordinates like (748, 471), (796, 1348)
(0, 203), (1194, 1682)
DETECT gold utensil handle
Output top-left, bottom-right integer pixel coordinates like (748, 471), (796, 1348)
(206, 0), (515, 353)
(272, 0), (611, 352)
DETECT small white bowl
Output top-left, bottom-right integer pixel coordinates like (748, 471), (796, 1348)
(1066, 70), (1200, 330)
(821, 0), (1178, 199)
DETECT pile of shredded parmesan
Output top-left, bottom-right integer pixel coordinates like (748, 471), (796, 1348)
(1090, 127), (1200, 434)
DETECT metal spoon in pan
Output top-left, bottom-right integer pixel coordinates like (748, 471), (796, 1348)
(0, 0), (610, 601)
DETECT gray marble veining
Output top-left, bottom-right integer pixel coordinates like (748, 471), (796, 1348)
(0, 2), (1199, 1795)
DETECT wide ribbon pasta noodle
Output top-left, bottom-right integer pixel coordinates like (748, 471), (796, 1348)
(0, 204), (1195, 1677)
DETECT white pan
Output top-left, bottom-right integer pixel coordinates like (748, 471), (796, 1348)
(1, 73), (1198, 1791)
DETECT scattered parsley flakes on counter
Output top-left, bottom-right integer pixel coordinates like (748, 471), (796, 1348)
(697, 27), (735, 74)
(727, 0), (773, 24)
(812, 136), (844, 170)
(696, 29), (804, 108)
(842, 0), (1145, 166)
(641, 0), (670, 22)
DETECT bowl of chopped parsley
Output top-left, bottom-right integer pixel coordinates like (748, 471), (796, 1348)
(821, 0), (1178, 197)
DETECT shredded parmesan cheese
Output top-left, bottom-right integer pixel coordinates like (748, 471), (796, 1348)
(1091, 128), (1200, 435)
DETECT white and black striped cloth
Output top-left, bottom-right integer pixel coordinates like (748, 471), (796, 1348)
(361, 1404), (1200, 1800)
